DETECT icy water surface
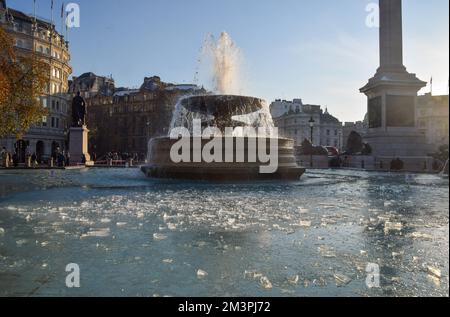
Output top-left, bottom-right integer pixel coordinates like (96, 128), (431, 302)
(0, 168), (448, 297)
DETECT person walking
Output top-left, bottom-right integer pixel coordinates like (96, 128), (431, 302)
(31, 153), (38, 168)
(1, 147), (9, 168)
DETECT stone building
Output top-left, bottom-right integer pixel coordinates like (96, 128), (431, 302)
(416, 93), (449, 151)
(84, 76), (205, 159)
(69, 72), (115, 99)
(0, 1), (72, 163)
(271, 99), (343, 149)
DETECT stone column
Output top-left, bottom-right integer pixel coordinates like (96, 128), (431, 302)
(360, 0), (430, 159)
(379, 0), (405, 72)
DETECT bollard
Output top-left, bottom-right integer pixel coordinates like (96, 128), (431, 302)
(49, 158), (54, 168)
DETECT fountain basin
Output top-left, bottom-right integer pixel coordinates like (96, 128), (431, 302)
(141, 136), (305, 181)
(142, 94), (305, 181)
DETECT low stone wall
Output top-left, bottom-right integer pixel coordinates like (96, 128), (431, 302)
(296, 154), (436, 173)
(341, 156), (376, 170)
(297, 155), (330, 168)
(372, 156), (435, 173)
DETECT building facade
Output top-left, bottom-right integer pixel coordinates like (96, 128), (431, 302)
(0, 1), (72, 163)
(69, 72), (115, 99)
(271, 99), (343, 149)
(84, 76), (206, 159)
(416, 93), (449, 151)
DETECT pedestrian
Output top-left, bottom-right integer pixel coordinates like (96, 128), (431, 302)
(31, 153), (38, 168)
(1, 147), (8, 168)
(12, 152), (18, 167)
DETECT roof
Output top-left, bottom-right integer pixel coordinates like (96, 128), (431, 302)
(113, 89), (140, 97)
(321, 112), (340, 124)
(6, 8), (54, 30)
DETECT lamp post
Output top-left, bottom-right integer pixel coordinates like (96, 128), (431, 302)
(309, 117), (315, 168)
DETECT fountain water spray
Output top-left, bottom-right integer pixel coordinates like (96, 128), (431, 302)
(202, 32), (243, 95)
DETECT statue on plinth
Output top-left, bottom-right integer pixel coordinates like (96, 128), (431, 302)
(72, 91), (86, 127)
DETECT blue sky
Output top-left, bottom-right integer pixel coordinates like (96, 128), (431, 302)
(7, 0), (449, 122)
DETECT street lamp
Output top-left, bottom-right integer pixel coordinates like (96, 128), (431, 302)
(309, 117), (315, 168)
(309, 117), (315, 144)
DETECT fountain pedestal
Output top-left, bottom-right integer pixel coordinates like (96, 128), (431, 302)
(69, 125), (92, 166)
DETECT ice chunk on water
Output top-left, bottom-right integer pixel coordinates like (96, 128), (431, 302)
(334, 273), (352, 286)
(162, 259), (173, 264)
(153, 233), (168, 241)
(167, 223), (177, 231)
(16, 239), (28, 246)
(408, 232), (433, 241)
(260, 276), (273, 289)
(298, 207), (309, 214)
(299, 220), (312, 228)
(392, 251), (404, 259)
(288, 275), (299, 285)
(318, 245), (336, 258)
(197, 269), (208, 278)
(384, 221), (402, 234)
(81, 228), (110, 238)
(116, 222), (127, 227)
(427, 266), (442, 279)
(244, 270), (263, 280)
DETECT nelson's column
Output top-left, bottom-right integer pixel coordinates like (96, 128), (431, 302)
(360, 0), (432, 169)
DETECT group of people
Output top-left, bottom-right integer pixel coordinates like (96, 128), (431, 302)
(1, 147), (19, 168)
(105, 152), (142, 164)
(1, 146), (70, 168)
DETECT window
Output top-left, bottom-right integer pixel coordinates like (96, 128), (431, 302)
(51, 117), (55, 128)
(42, 116), (47, 127)
(56, 101), (60, 111)
(16, 23), (23, 32)
(334, 130), (338, 136)
(56, 118), (59, 129)
(42, 98), (47, 108)
(327, 129), (330, 136)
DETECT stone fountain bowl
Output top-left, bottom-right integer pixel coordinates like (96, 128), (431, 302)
(179, 95), (269, 131)
(142, 94), (305, 181)
(141, 136), (305, 181)
(181, 95), (264, 116)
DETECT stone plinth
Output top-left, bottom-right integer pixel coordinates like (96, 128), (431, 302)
(69, 126), (92, 166)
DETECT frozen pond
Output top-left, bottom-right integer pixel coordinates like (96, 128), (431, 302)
(0, 168), (448, 297)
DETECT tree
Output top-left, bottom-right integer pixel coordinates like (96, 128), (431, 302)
(346, 131), (364, 154)
(0, 26), (50, 138)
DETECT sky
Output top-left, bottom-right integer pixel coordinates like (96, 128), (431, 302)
(6, 0), (450, 122)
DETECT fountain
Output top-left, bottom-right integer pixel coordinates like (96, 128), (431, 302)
(141, 33), (305, 181)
